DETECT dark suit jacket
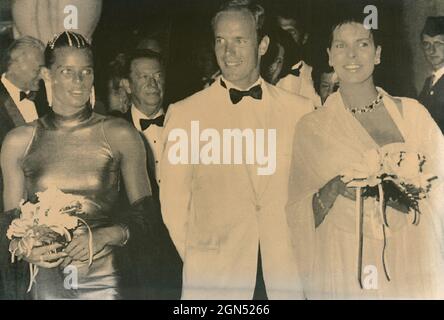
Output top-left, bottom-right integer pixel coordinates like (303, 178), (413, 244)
(418, 75), (444, 133)
(119, 110), (160, 199)
(0, 80), (50, 300)
(112, 109), (183, 300)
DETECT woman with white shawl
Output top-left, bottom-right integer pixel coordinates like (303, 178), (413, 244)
(286, 15), (444, 299)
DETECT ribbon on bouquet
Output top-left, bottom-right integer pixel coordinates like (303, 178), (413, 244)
(10, 218), (94, 293)
(355, 183), (391, 290)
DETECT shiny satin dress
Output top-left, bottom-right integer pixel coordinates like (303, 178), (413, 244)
(22, 106), (122, 300)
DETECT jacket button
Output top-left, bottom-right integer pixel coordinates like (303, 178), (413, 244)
(255, 205), (261, 211)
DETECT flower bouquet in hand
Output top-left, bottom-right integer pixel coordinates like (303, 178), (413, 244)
(341, 149), (437, 226)
(6, 187), (98, 292)
(340, 148), (437, 288)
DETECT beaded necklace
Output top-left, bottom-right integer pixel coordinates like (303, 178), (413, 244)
(348, 94), (383, 114)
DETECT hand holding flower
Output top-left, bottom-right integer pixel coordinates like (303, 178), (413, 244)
(61, 225), (126, 267)
(11, 241), (67, 268)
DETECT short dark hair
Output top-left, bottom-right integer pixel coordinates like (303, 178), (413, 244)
(274, 3), (308, 35)
(328, 11), (381, 48)
(261, 27), (301, 81)
(3, 36), (45, 71)
(211, 0), (267, 42)
(421, 16), (444, 38)
(123, 49), (163, 79)
(44, 31), (92, 68)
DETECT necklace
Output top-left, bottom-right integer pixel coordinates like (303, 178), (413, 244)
(348, 94), (383, 114)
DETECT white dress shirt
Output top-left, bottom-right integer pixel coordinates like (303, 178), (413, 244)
(276, 61), (322, 108)
(131, 104), (164, 184)
(221, 76), (268, 189)
(1, 73), (39, 123)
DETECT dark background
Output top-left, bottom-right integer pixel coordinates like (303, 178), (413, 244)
(1, 0), (416, 106)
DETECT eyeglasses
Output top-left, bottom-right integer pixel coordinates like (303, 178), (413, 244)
(422, 40), (444, 51)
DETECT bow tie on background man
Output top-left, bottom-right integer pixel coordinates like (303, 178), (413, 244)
(288, 63), (303, 77)
(140, 114), (165, 130)
(20, 91), (37, 101)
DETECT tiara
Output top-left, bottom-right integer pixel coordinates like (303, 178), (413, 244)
(48, 31), (90, 49)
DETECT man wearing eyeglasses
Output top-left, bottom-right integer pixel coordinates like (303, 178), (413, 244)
(419, 16), (444, 133)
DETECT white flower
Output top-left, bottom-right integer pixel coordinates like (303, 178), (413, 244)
(342, 149), (382, 187)
(36, 187), (86, 216)
(6, 218), (34, 240)
(7, 187), (91, 240)
(37, 214), (79, 232)
(383, 151), (424, 180)
(19, 200), (37, 220)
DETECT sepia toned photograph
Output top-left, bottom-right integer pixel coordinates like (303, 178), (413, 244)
(0, 0), (444, 305)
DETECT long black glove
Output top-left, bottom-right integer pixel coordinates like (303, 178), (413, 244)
(113, 195), (182, 300)
(0, 209), (30, 300)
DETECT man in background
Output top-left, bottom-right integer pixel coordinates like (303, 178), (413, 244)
(120, 48), (182, 299)
(0, 36), (49, 300)
(419, 16), (444, 133)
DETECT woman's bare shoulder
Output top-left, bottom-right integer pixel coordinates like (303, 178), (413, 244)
(101, 115), (144, 154)
(3, 124), (35, 150)
(1, 123), (36, 164)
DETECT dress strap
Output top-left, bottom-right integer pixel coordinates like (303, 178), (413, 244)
(100, 117), (116, 161)
(22, 122), (38, 159)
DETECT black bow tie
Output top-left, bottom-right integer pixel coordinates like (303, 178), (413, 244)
(288, 64), (303, 77)
(140, 115), (165, 131)
(221, 79), (262, 104)
(19, 91), (37, 101)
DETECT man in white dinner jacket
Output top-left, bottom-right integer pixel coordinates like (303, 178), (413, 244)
(160, 0), (313, 300)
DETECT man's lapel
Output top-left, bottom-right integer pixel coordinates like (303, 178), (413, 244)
(34, 82), (50, 117)
(0, 81), (26, 127)
(123, 108), (159, 197)
(123, 109), (133, 123)
(432, 74), (444, 95)
(254, 83), (283, 201)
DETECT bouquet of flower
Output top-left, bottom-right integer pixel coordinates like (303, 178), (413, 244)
(6, 187), (98, 292)
(341, 148), (437, 289)
(341, 149), (437, 226)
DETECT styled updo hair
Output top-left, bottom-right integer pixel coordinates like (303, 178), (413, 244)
(44, 31), (92, 68)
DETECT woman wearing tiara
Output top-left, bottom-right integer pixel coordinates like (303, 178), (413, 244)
(286, 14), (444, 299)
(0, 31), (159, 300)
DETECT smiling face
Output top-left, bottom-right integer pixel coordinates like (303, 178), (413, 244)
(327, 22), (381, 86)
(43, 47), (94, 111)
(127, 57), (164, 116)
(421, 34), (444, 71)
(213, 9), (269, 89)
